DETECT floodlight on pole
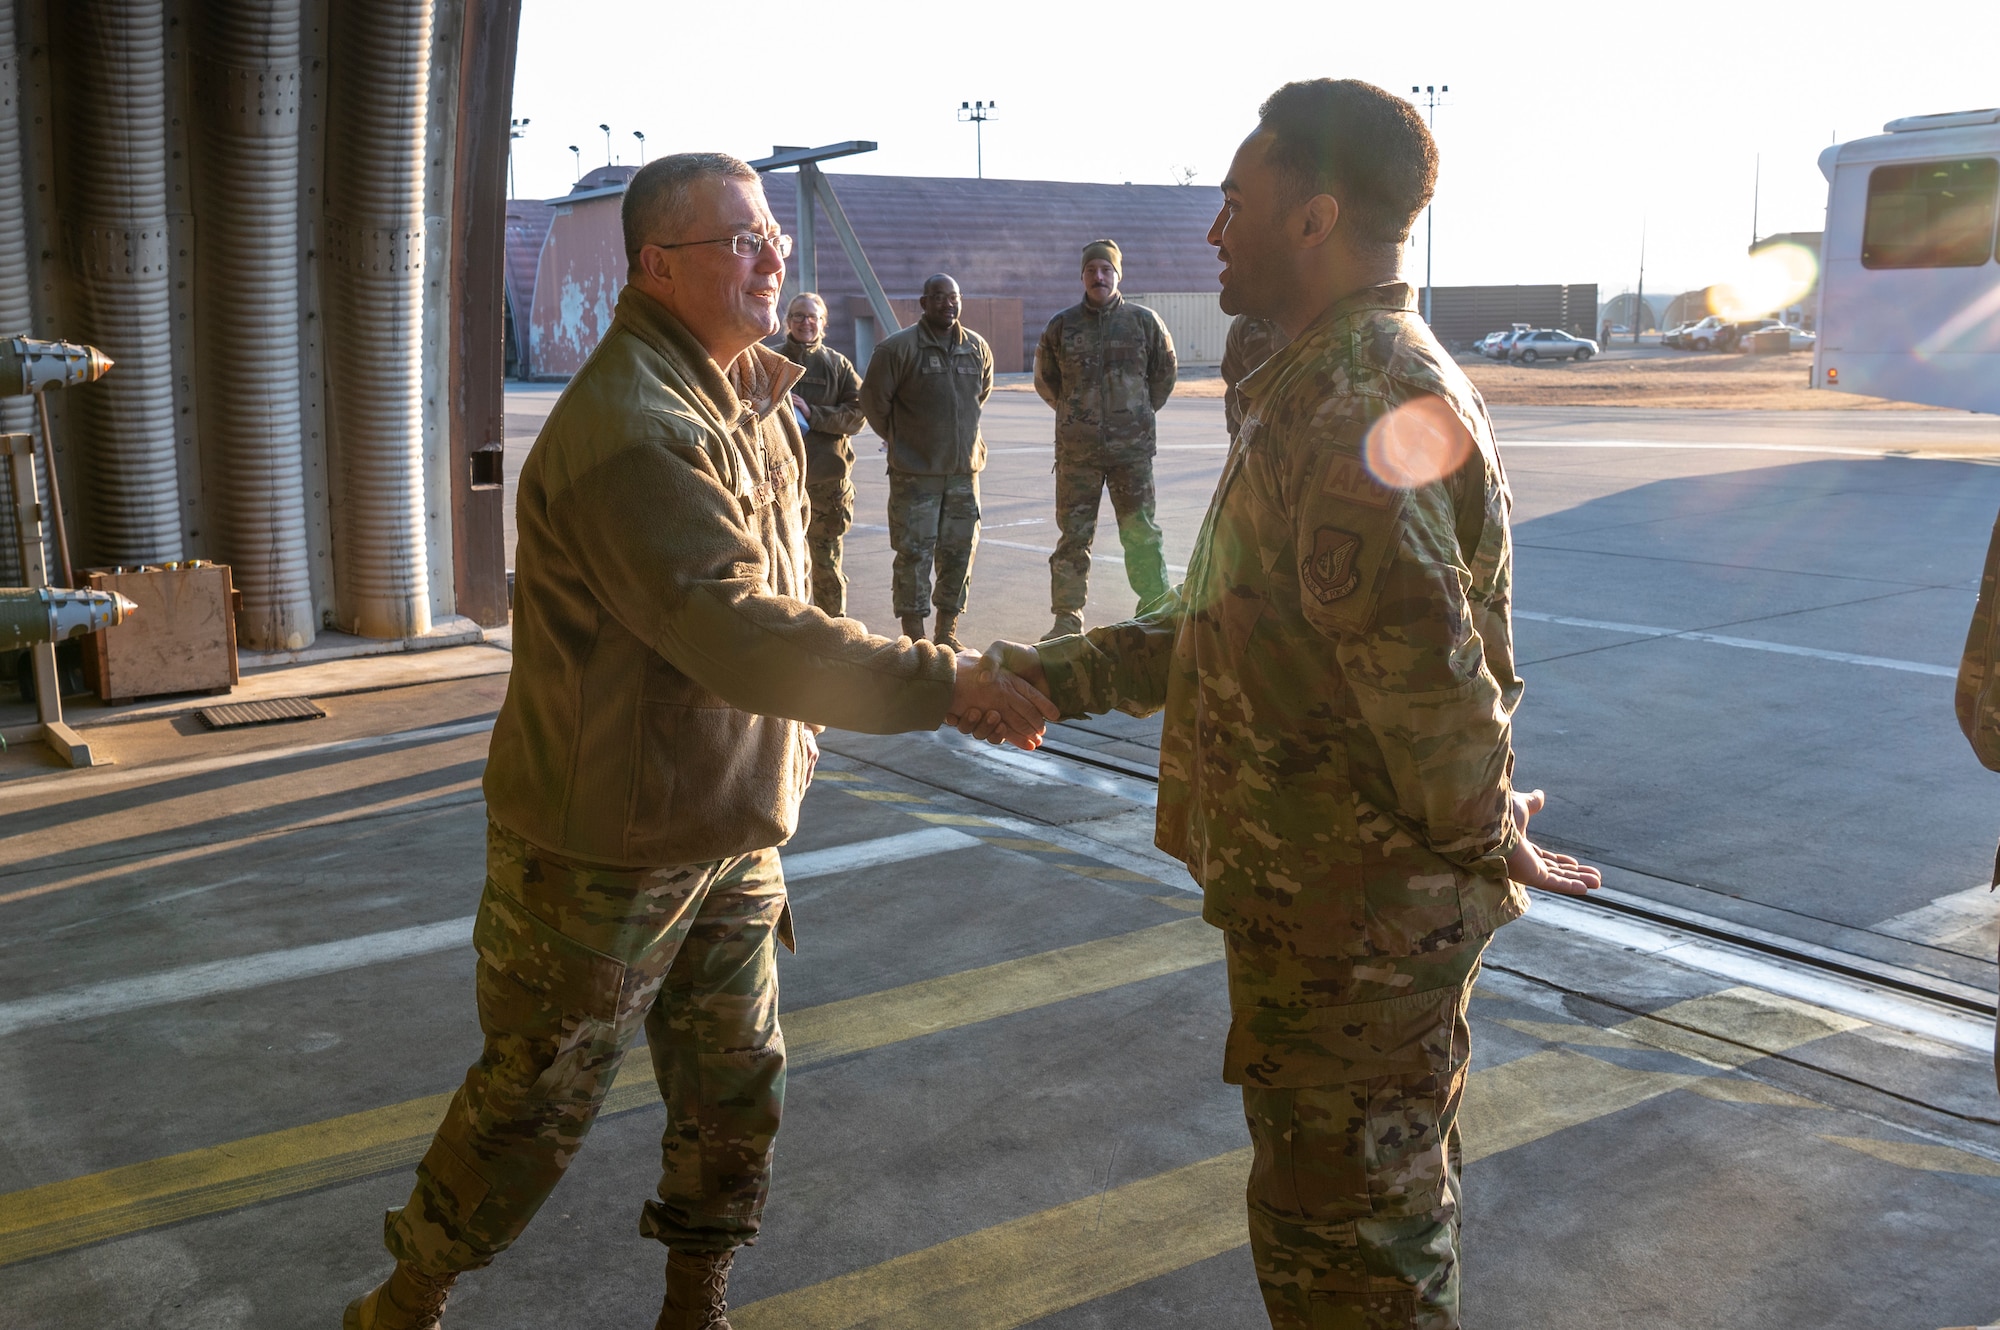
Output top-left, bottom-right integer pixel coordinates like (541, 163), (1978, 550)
(957, 99), (997, 180)
(1410, 84), (1448, 326)
(633, 130), (647, 163)
(568, 144), (580, 181)
(599, 123), (612, 167)
(508, 117), (529, 197)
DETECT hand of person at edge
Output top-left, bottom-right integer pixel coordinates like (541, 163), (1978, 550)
(943, 647), (1058, 750)
(1505, 788), (1602, 897)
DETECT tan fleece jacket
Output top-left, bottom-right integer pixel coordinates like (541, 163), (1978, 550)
(485, 287), (956, 866)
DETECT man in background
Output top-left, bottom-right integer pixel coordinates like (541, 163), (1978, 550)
(980, 82), (1598, 1329)
(777, 292), (865, 617)
(859, 274), (993, 651)
(1034, 239), (1176, 639)
(343, 155), (1051, 1330)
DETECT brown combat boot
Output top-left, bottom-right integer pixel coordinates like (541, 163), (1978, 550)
(342, 1262), (456, 1330)
(899, 613), (926, 642)
(656, 1249), (735, 1330)
(932, 612), (964, 652)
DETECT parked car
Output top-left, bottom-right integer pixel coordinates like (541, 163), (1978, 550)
(1753, 324), (1817, 351)
(1510, 329), (1598, 363)
(1491, 328), (1534, 359)
(1661, 321), (1694, 349)
(1681, 316), (1728, 350)
(1719, 318), (1783, 352)
(1476, 330), (1508, 358)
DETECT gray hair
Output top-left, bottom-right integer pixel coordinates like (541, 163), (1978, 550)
(788, 292), (828, 319)
(622, 151), (760, 275)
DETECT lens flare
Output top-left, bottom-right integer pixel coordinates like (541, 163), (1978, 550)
(1363, 395), (1474, 490)
(1710, 243), (1819, 322)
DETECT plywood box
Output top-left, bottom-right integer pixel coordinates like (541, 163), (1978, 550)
(83, 563), (240, 702)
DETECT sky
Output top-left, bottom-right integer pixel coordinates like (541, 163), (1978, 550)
(508, 0), (2000, 305)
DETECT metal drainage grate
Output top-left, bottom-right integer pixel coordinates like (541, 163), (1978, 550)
(197, 696), (327, 730)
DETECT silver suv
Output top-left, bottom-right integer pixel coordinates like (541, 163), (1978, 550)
(1510, 329), (1599, 363)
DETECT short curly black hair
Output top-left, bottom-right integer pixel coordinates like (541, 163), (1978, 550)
(1255, 79), (1437, 246)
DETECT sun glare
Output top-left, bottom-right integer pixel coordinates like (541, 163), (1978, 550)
(1710, 243), (1820, 323)
(1363, 396), (1475, 490)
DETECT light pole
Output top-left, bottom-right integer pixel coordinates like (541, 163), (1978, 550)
(1634, 220), (1647, 347)
(508, 117), (529, 198)
(568, 144), (580, 182)
(1410, 84), (1447, 326)
(599, 123), (612, 167)
(632, 130), (646, 164)
(957, 100), (996, 179)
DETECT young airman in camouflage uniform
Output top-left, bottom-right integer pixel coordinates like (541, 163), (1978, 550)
(1034, 239), (1177, 638)
(777, 293), (865, 616)
(859, 273), (994, 651)
(984, 82), (1598, 1329)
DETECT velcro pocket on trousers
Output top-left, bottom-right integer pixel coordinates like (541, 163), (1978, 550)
(473, 884), (626, 1025)
(1225, 984), (1460, 1088)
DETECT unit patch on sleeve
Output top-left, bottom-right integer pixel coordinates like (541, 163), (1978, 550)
(1302, 526), (1362, 603)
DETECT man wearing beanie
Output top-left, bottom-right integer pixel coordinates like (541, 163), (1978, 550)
(1032, 237), (1177, 639)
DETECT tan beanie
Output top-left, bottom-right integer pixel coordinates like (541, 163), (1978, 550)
(1081, 239), (1122, 273)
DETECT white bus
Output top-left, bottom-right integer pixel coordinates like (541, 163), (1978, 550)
(1815, 108), (2000, 413)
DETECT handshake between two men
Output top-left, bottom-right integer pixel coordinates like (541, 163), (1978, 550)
(939, 638), (1602, 901)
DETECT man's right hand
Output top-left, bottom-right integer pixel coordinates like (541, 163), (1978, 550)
(945, 646), (1057, 750)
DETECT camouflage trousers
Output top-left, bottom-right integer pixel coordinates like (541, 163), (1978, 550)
(1225, 931), (1489, 1330)
(383, 820), (793, 1274)
(1049, 456), (1168, 616)
(886, 470), (980, 619)
(806, 476), (855, 617)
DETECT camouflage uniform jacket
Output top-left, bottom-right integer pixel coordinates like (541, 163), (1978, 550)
(487, 287), (955, 866)
(778, 336), (865, 486)
(1039, 283), (1529, 958)
(1033, 294), (1177, 465)
(859, 319), (993, 476)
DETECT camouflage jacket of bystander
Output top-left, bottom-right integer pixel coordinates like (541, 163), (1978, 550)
(1038, 282), (1528, 958)
(778, 336), (865, 486)
(1220, 314), (1291, 440)
(1033, 293), (1177, 465)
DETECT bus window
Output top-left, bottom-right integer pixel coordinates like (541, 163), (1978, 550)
(1863, 158), (1999, 268)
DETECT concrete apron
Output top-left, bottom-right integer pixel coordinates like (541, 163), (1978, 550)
(0, 670), (1993, 1330)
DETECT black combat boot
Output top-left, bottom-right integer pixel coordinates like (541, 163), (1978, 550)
(343, 1262), (456, 1330)
(656, 1249), (735, 1330)
(900, 613), (926, 642)
(932, 612), (964, 652)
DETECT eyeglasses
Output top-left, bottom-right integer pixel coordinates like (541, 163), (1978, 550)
(649, 232), (793, 260)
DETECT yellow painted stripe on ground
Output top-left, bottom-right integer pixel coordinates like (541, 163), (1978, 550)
(847, 791), (935, 804)
(909, 812), (998, 827)
(1054, 864), (1156, 883)
(727, 984), (1866, 1329)
(1821, 1135), (2000, 1179)
(0, 918), (1218, 1266)
(733, 1149), (1256, 1330)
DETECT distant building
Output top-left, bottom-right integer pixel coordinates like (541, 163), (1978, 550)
(1416, 284), (1601, 344)
(507, 171), (1223, 376)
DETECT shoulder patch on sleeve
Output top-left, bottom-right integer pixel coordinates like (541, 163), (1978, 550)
(1302, 527), (1363, 603)
(1320, 454), (1395, 509)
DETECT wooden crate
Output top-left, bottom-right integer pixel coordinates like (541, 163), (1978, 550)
(83, 563), (240, 703)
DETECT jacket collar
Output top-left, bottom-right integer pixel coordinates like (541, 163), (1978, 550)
(1080, 292), (1125, 317)
(1235, 282), (1417, 410)
(914, 317), (967, 351)
(615, 286), (803, 427)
